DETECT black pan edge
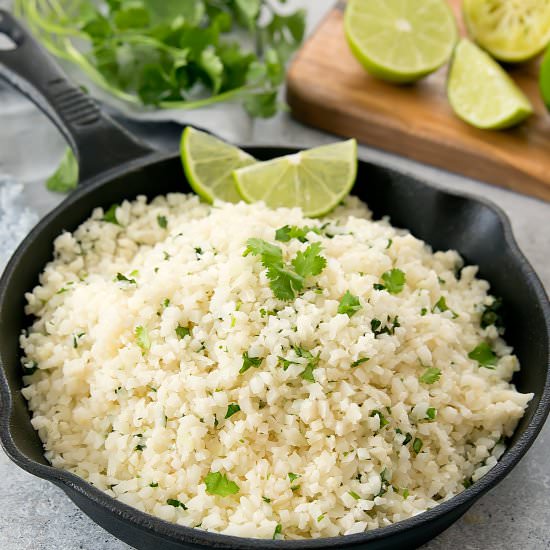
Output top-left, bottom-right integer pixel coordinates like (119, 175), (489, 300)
(0, 150), (549, 549)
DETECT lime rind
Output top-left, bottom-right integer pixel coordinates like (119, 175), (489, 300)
(233, 140), (357, 218)
(463, 0), (550, 63)
(447, 39), (533, 130)
(344, 0), (458, 83)
(181, 126), (255, 204)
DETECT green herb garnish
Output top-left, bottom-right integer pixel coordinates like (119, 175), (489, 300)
(371, 316), (400, 337)
(468, 342), (498, 369)
(46, 147), (78, 193)
(370, 409), (389, 428)
(204, 471), (239, 496)
(275, 225), (320, 243)
(167, 498), (187, 509)
(149, 482), (158, 488)
(175, 325), (191, 339)
(240, 351), (263, 374)
(288, 473), (300, 482)
(157, 215), (168, 229)
(337, 291), (362, 317)
(348, 490), (361, 500)
(433, 296), (459, 318)
(351, 357), (369, 367)
(375, 268), (406, 294)
(293, 345), (320, 383)
(419, 367), (441, 384)
(225, 403), (241, 419)
(273, 524), (282, 539)
(262, 496), (271, 503)
(426, 407), (437, 420)
(116, 272), (136, 284)
(135, 444), (145, 451)
(481, 298), (504, 329)
(412, 438), (423, 454)
(103, 204), (120, 225)
(135, 326), (150, 351)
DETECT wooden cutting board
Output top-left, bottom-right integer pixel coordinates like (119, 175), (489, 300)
(286, 0), (550, 202)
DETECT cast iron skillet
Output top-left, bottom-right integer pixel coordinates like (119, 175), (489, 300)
(0, 9), (549, 550)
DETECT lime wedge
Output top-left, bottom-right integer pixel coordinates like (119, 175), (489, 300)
(463, 0), (550, 63)
(181, 127), (255, 203)
(448, 39), (533, 130)
(233, 140), (357, 218)
(344, 0), (457, 83)
(541, 46), (550, 112)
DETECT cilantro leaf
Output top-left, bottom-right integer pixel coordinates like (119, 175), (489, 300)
(412, 438), (423, 454)
(278, 356), (298, 371)
(225, 403), (241, 419)
(157, 215), (168, 229)
(175, 325), (191, 339)
(379, 268), (406, 295)
(273, 523), (282, 539)
(46, 147), (78, 193)
(370, 409), (389, 428)
(291, 242), (327, 279)
(166, 498), (187, 509)
(338, 291), (362, 317)
(433, 296), (459, 318)
(426, 407), (437, 420)
(275, 225), (320, 243)
(116, 272), (136, 284)
(419, 367), (441, 384)
(240, 351), (263, 374)
(103, 204), (120, 225)
(288, 472), (300, 482)
(293, 345), (320, 383)
(351, 357), (369, 367)
(204, 471), (240, 496)
(468, 342), (498, 369)
(348, 490), (361, 500)
(135, 326), (150, 351)
(481, 297), (504, 329)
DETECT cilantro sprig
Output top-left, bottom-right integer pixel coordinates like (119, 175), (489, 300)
(19, 0), (305, 118)
(244, 238), (326, 301)
(374, 268), (406, 294)
(338, 291), (362, 318)
(468, 342), (498, 369)
(204, 471), (240, 496)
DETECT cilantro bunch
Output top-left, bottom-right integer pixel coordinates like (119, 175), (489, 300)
(15, 0), (306, 117)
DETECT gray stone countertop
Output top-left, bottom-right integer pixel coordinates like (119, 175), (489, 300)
(0, 1), (549, 549)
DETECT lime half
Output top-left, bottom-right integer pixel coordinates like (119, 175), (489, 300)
(541, 45), (550, 112)
(344, 0), (457, 83)
(181, 127), (255, 203)
(463, 0), (550, 63)
(448, 39), (533, 130)
(233, 140), (357, 218)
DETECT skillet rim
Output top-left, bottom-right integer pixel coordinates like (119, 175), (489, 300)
(0, 149), (549, 549)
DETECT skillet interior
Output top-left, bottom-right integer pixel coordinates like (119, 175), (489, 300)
(0, 150), (549, 550)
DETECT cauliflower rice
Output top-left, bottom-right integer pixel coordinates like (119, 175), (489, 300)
(20, 194), (532, 539)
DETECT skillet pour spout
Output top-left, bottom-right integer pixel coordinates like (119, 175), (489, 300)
(0, 8), (549, 550)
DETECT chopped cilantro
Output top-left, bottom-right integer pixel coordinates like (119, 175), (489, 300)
(149, 482), (158, 487)
(204, 471), (240, 496)
(337, 291), (362, 317)
(317, 514), (325, 522)
(420, 307), (428, 316)
(294, 345), (320, 383)
(426, 407), (437, 420)
(370, 410), (389, 428)
(135, 444), (145, 451)
(167, 498), (187, 509)
(275, 225), (320, 243)
(163, 298), (170, 307)
(273, 524), (282, 539)
(157, 215), (168, 229)
(288, 473), (300, 482)
(135, 326), (150, 351)
(371, 316), (401, 337)
(419, 367), (441, 384)
(103, 204), (120, 225)
(351, 357), (369, 367)
(348, 490), (361, 500)
(116, 272), (136, 284)
(376, 268), (406, 294)
(402, 488), (409, 498)
(175, 325), (191, 339)
(244, 238), (326, 301)
(463, 478), (473, 489)
(433, 296), (459, 318)
(468, 342), (497, 369)
(481, 297), (503, 329)
(262, 496), (271, 503)
(240, 351), (263, 374)
(412, 438), (423, 454)
(386, 239), (393, 249)
(278, 356), (298, 371)
(291, 485), (300, 492)
(22, 363), (38, 376)
(194, 247), (203, 256)
(163, 251), (171, 261)
(402, 432), (412, 445)
(225, 403), (241, 419)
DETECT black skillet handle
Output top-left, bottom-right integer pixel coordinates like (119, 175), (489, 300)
(0, 9), (155, 183)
